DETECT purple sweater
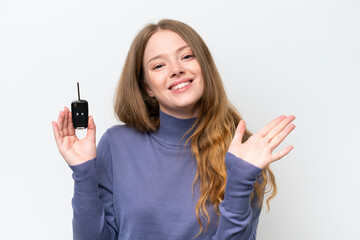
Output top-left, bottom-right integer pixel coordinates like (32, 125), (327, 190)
(70, 111), (263, 240)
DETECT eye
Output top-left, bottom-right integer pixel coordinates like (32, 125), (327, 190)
(182, 54), (195, 60)
(153, 64), (164, 70)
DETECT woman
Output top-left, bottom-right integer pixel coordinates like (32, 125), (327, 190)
(52, 19), (295, 240)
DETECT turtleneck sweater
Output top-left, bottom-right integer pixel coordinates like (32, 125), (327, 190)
(70, 111), (263, 240)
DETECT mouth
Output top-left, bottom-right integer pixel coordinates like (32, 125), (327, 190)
(169, 79), (193, 91)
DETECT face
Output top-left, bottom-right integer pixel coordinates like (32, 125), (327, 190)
(142, 30), (204, 119)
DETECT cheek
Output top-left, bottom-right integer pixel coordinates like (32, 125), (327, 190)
(192, 64), (204, 85)
(146, 72), (167, 92)
(143, 71), (156, 97)
(196, 68), (205, 93)
(190, 61), (203, 76)
(199, 77), (205, 95)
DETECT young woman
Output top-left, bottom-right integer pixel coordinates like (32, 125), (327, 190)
(52, 19), (295, 240)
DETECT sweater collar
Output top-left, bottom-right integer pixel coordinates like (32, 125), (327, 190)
(151, 111), (197, 147)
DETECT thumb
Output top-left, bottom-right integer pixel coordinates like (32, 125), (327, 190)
(85, 116), (96, 143)
(234, 120), (246, 144)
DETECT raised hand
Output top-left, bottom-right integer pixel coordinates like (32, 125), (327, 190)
(228, 115), (296, 169)
(52, 106), (97, 166)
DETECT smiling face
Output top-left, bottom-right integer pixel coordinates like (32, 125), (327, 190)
(142, 30), (205, 119)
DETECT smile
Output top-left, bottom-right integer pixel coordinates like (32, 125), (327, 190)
(170, 80), (193, 91)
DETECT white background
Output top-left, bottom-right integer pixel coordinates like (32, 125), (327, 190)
(0, 0), (359, 239)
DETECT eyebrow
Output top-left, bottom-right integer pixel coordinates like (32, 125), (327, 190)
(147, 45), (191, 66)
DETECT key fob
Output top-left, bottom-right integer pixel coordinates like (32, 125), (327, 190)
(71, 82), (89, 129)
(71, 100), (88, 129)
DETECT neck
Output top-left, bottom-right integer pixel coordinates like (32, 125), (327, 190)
(159, 104), (200, 119)
(151, 111), (197, 147)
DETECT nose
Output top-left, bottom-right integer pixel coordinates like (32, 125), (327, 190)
(170, 62), (185, 78)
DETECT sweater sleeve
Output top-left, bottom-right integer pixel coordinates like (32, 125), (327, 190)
(70, 130), (118, 240)
(212, 152), (263, 240)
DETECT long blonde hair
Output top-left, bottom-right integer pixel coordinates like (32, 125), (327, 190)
(114, 19), (277, 235)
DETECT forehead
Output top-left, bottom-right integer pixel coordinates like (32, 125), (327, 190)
(143, 30), (189, 61)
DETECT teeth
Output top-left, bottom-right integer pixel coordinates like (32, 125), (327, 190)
(171, 81), (191, 90)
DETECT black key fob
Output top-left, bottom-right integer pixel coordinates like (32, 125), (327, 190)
(71, 82), (89, 129)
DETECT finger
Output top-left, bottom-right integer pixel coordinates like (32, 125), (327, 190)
(234, 120), (246, 144)
(258, 115), (287, 137)
(271, 145), (293, 162)
(85, 116), (96, 143)
(63, 107), (69, 136)
(266, 115), (295, 141)
(270, 123), (295, 151)
(51, 121), (63, 147)
(56, 110), (65, 137)
(66, 107), (76, 136)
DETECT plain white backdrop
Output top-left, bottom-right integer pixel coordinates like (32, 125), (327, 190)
(0, 0), (359, 239)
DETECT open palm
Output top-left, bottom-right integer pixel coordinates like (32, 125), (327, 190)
(52, 107), (96, 166)
(228, 115), (296, 169)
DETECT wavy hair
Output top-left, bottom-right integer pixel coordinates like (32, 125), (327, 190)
(114, 19), (277, 236)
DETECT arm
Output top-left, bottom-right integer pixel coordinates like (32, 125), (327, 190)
(52, 107), (117, 239)
(70, 131), (117, 240)
(213, 115), (296, 239)
(212, 153), (262, 240)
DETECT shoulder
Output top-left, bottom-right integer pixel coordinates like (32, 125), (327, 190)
(107, 123), (145, 137)
(96, 124), (148, 156)
(99, 124), (148, 146)
(96, 124), (153, 164)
